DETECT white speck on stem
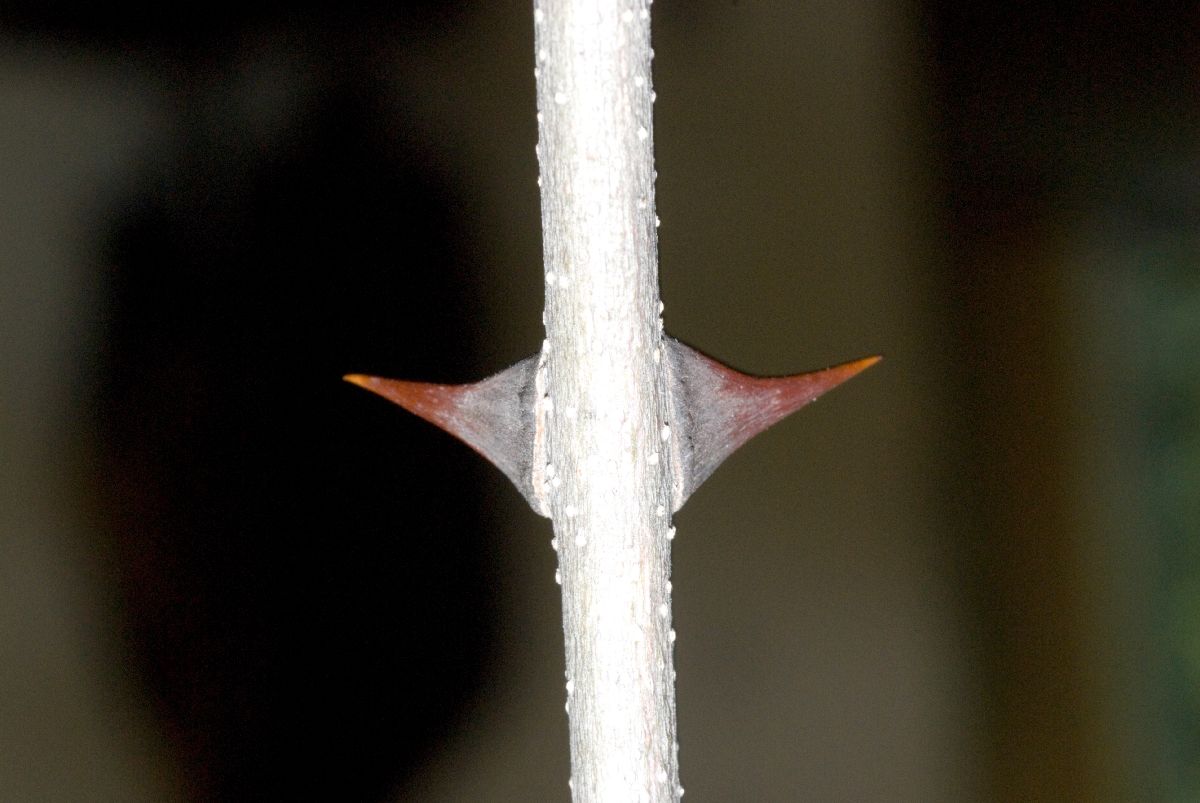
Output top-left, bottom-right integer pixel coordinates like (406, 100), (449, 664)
(637, 126), (649, 141)
(667, 526), (676, 540)
(554, 91), (568, 105)
(660, 423), (671, 441)
(565, 504), (579, 518)
(575, 532), (587, 547)
(534, 7), (544, 23)
(634, 75), (645, 87)
(668, 629), (676, 643)
(655, 504), (666, 516)
(658, 603), (669, 618)
(648, 451), (659, 466)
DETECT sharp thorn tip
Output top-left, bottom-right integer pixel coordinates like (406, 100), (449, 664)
(844, 354), (882, 374)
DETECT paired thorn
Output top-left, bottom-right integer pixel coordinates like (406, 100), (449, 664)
(345, 338), (879, 517)
(345, 355), (541, 510)
(665, 343), (879, 505)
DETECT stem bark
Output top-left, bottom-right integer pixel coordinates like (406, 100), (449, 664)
(531, 1), (681, 800)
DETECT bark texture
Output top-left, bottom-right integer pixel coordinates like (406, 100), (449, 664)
(531, 0), (681, 799)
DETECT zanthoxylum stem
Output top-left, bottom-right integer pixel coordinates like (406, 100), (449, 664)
(532, 0), (680, 800)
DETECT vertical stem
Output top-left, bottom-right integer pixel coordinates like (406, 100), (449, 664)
(532, 1), (680, 800)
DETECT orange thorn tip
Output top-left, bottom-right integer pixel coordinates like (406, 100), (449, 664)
(802, 354), (882, 395)
(838, 354), (882, 375)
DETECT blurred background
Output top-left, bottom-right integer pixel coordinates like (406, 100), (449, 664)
(2, 1), (1197, 800)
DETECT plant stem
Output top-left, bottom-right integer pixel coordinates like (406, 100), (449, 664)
(531, 0), (681, 799)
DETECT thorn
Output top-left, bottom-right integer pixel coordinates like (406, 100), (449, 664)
(343, 355), (541, 512)
(345, 338), (878, 517)
(665, 339), (879, 510)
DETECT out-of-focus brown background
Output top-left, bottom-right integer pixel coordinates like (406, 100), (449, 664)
(2, 1), (1197, 800)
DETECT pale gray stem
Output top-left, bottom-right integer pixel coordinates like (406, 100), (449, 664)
(531, 0), (681, 800)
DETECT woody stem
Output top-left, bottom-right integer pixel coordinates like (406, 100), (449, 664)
(531, 0), (681, 800)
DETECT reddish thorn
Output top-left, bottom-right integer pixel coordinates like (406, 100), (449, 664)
(343, 355), (540, 510)
(667, 340), (880, 508)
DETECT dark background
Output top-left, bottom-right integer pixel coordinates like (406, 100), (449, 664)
(2, 1), (1197, 800)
